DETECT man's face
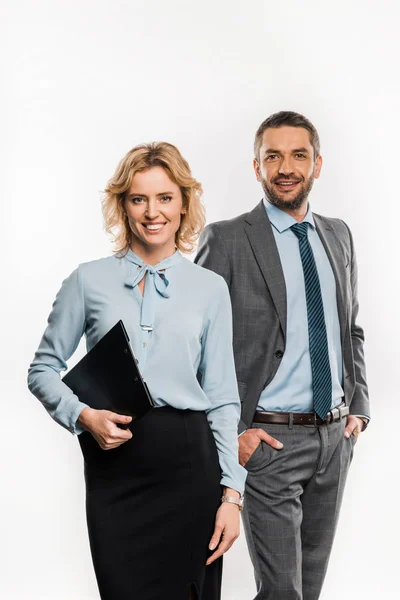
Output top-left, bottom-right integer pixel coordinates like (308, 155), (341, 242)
(254, 126), (322, 211)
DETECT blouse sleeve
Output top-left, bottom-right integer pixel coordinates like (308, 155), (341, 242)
(199, 276), (247, 494)
(27, 266), (89, 434)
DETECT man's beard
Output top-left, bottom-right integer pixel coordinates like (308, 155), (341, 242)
(261, 174), (315, 211)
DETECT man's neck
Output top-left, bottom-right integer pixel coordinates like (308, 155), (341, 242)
(266, 199), (309, 222)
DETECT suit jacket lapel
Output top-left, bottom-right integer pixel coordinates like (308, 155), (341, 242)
(313, 214), (348, 342)
(244, 201), (287, 338)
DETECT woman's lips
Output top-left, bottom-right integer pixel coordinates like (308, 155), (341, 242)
(142, 223), (167, 234)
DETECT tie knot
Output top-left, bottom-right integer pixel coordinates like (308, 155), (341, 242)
(291, 221), (309, 239)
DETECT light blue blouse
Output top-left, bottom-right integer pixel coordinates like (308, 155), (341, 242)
(28, 249), (247, 494)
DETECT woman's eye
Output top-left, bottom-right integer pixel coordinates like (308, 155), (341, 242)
(131, 197), (145, 204)
(160, 195), (172, 202)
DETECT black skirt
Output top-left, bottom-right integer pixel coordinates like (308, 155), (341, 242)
(79, 406), (223, 600)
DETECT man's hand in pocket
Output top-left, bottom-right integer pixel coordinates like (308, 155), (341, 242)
(239, 428), (283, 467)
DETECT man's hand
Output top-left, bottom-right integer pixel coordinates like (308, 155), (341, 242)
(239, 428), (283, 467)
(78, 407), (133, 450)
(344, 415), (364, 443)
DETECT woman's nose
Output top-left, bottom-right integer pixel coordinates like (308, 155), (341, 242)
(145, 200), (160, 218)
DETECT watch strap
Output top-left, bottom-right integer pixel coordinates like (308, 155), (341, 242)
(221, 495), (244, 511)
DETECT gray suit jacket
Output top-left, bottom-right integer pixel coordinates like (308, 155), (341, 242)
(195, 200), (370, 434)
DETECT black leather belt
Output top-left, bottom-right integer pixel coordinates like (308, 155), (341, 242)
(253, 402), (349, 426)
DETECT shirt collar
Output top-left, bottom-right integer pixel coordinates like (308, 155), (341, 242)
(122, 248), (183, 270)
(263, 198), (315, 233)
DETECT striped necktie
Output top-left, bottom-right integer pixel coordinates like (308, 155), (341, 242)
(291, 222), (332, 419)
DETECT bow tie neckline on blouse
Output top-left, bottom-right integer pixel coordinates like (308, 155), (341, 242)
(123, 249), (182, 330)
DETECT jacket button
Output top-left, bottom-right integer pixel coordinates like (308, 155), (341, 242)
(275, 350), (284, 359)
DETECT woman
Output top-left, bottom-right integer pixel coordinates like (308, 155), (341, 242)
(28, 142), (247, 600)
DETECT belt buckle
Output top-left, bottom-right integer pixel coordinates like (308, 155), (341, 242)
(331, 407), (340, 423)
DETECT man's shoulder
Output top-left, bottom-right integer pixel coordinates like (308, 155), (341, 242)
(206, 212), (248, 233)
(204, 201), (264, 237)
(313, 212), (351, 237)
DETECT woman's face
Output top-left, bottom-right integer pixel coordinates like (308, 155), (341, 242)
(124, 166), (185, 260)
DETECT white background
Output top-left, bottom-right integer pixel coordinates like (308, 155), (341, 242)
(1, 1), (399, 598)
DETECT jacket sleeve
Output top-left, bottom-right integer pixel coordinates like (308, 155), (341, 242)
(195, 225), (248, 435)
(342, 221), (370, 418)
(27, 266), (90, 434)
(195, 223), (232, 286)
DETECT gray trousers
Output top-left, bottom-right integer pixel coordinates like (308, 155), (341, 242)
(242, 418), (355, 600)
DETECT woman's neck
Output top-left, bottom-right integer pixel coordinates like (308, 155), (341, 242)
(128, 242), (177, 266)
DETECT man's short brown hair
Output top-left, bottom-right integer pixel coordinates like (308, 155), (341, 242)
(254, 111), (320, 161)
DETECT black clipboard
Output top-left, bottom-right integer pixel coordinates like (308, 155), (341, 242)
(63, 320), (154, 419)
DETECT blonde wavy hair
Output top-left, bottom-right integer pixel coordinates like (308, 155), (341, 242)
(102, 142), (205, 254)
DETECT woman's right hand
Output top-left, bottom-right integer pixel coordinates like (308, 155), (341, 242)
(78, 407), (133, 449)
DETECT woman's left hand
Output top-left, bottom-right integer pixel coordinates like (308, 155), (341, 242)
(206, 492), (241, 565)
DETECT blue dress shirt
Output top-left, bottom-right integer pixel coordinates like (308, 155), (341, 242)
(28, 249), (247, 494)
(258, 201), (344, 413)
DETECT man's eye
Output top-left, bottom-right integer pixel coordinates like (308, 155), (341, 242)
(295, 153), (306, 159)
(160, 195), (172, 202)
(266, 155), (277, 160)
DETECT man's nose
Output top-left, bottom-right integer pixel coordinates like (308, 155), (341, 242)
(278, 157), (294, 176)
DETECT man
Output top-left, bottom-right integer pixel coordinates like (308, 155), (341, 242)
(195, 111), (369, 600)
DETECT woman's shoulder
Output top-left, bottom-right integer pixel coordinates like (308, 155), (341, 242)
(75, 254), (125, 280)
(179, 257), (228, 293)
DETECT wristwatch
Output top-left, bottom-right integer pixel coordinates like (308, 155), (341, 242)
(221, 495), (244, 511)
